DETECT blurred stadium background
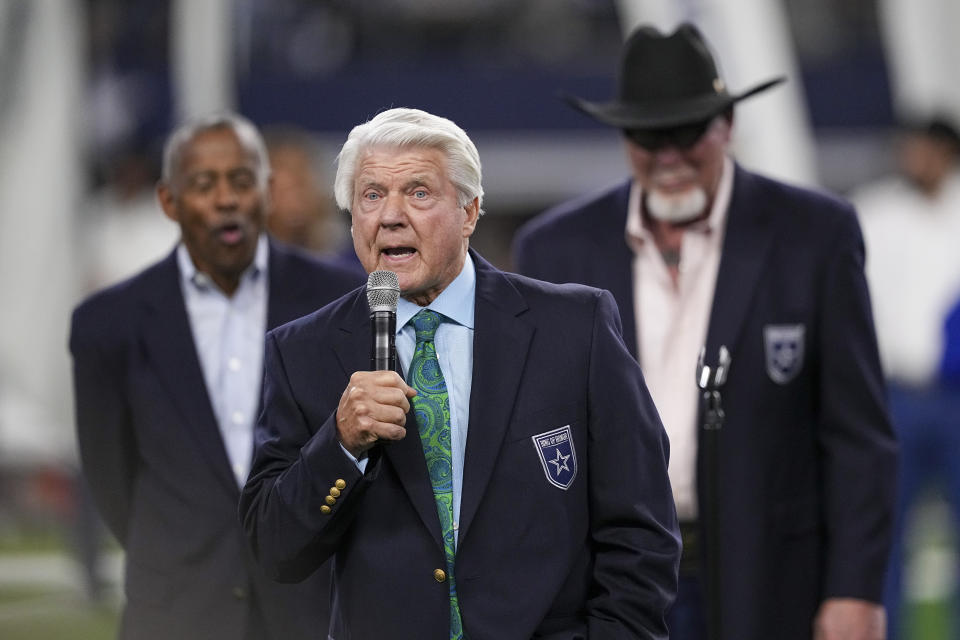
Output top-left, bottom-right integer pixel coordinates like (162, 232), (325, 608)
(1, 0), (958, 637)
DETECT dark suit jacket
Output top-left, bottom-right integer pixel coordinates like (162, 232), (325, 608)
(240, 251), (681, 640)
(512, 167), (898, 640)
(70, 239), (362, 640)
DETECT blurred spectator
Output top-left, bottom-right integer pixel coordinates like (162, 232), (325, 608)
(263, 127), (364, 277)
(263, 127), (347, 255)
(515, 22), (896, 640)
(852, 116), (960, 639)
(70, 112), (362, 639)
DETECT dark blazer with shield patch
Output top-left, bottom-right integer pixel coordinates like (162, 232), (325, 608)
(70, 239), (362, 640)
(512, 165), (898, 640)
(240, 250), (681, 640)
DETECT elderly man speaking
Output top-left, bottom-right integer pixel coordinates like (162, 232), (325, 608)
(240, 108), (680, 640)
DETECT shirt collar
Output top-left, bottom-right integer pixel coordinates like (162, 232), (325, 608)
(177, 234), (269, 292)
(396, 252), (476, 332)
(625, 156), (734, 248)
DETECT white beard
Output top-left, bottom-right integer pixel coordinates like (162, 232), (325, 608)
(645, 187), (708, 223)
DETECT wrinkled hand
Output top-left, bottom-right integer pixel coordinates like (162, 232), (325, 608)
(336, 371), (416, 458)
(813, 598), (885, 640)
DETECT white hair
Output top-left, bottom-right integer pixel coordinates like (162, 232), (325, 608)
(334, 108), (484, 214)
(160, 111), (270, 194)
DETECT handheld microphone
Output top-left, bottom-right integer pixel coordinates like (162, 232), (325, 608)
(366, 270), (400, 371)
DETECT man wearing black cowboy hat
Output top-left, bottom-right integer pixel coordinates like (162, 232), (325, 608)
(514, 22), (897, 640)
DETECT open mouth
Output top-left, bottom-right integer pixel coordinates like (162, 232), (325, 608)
(217, 222), (244, 246)
(382, 247), (416, 258)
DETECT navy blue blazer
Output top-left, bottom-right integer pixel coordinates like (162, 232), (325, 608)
(513, 167), (898, 640)
(70, 239), (362, 640)
(240, 251), (681, 640)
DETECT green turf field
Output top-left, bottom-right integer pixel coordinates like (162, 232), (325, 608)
(0, 584), (117, 640)
(0, 494), (955, 639)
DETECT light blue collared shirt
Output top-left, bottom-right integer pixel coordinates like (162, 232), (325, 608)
(177, 235), (269, 487)
(396, 255), (475, 545)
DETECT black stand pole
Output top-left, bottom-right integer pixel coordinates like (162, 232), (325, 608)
(697, 346), (730, 640)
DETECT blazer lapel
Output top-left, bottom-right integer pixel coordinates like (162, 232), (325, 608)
(704, 166), (776, 359)
(265, 239), (318, 330)
(333, 290), (445, 548)
(138, 252), (238, 496)
(457, 252), (533, 546)
(266, 242), (299, 331)
(592, 185), (637, 358)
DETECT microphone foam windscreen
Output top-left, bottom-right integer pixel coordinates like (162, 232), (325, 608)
(366, 270), (400, 312)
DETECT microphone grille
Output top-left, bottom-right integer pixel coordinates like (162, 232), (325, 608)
(366, 270), (400, 312)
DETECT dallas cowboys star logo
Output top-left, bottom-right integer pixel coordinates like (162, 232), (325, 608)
(548, 448), (570, 476)
(532, 425), (578, 490)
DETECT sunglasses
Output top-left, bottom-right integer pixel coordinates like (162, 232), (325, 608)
(624, 119), (714, 151)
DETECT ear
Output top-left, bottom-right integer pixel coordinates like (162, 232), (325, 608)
(722, 108), (735, 134)
(462, 197), (480, 238)
(157, 182), (179, 223)
(714, 112), (734, 145)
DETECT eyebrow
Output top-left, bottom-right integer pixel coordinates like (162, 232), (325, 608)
(358, 179), (386, 192)
(184, 170), (215, 183)
(403, 178), (431, 189)
(357, 177), (433, 191)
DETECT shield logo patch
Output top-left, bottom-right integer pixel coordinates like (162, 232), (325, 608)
(532, 425), (578, 490)
(764, 324), (805, 384)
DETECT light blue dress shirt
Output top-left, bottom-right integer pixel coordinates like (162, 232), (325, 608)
(396, 255), (475, 545)
(177, 235), (268, 487)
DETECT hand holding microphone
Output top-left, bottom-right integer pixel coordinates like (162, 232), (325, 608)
(335, 271), (416, 457)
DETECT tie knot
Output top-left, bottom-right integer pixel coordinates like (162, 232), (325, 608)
(411, 309), (443, 343)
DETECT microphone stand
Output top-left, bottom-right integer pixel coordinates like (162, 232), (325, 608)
(697, 345), (730, 640)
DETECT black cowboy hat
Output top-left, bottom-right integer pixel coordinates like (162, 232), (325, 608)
(565, 22), (785, 129)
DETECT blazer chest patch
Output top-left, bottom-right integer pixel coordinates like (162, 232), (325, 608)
(532, 425), (578, 490)
(763, 323), (805, 384)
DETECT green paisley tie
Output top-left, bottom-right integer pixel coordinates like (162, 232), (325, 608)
(408, 309), (463, 639)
